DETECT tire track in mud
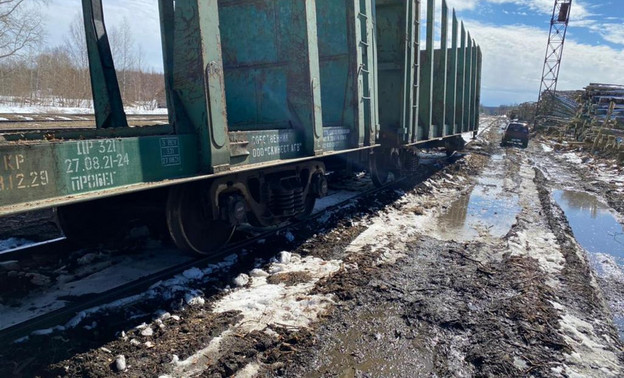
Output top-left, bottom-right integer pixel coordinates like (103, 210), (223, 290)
(275, 125), (624, 377)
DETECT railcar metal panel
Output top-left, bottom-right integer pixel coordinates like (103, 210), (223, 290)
(0, 136), (197, 214)
(432, 0), (448, 138)
(464, 35), (474, 132)
(418, 0), (434, 140)
(456, 23), (466, 134)
(446, 11), (459, 135)
(219, 0), (323, 158)
(316, 0), (377, 150)
(375, 0), (418, 146)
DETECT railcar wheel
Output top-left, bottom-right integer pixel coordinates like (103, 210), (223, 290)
(166, 184), (235, 255)
(370, 151), (390, 187)
(295, 193), (317, 220)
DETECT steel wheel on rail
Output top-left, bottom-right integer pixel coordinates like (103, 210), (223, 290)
(370, 150), (390, 187)
(370, 149), (402, 187)
(166, 184), (235, 255)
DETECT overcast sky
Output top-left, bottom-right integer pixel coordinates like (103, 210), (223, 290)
(43, 0), (624, 106)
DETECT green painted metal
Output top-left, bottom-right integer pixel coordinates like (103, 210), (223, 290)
(370, 2), (381, 146)
(160, 0), (230, 172)
(446, 10), (458, 135)
(158, 0), (175, 127)
(316, 0), (377, 148)
(456, 23), (466, 133)
(410, 1), (421, 143)
(219, 0), (323, 157)
(0, 136), (198, 213)
(432, 0), (448, 138)
(418, 0), (434, 140)
(474, 46), (483, 131)
(463, 35), (472, 132)
(469, 39), (477, 131)
(363, 0), (379, 146)
(375, 0), (417, 146)
(82, 0), (128, 129)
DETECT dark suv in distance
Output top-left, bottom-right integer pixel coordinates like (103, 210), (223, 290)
(502, 122), (529, 148)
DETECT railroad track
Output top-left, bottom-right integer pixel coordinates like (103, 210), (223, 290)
(0, 123), (496, 347)
(0, 172), (411, 346)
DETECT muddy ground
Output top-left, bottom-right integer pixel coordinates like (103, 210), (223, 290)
(3, 119), (624, 377)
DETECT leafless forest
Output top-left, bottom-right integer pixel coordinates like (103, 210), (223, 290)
(0, 0), (165, 110)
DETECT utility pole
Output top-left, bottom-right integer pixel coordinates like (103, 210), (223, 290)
(535, 0), (572, 125)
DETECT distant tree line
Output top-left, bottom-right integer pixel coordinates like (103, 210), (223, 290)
(482, 103), (537, 123)
(0, 10), (165, 110)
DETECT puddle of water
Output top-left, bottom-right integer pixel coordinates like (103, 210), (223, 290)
(553, 190), (624, 259)
(437, 157), (520, 241)
(554, 190), (624, 339)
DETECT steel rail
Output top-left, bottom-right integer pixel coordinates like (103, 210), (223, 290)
(0, 169), (417, 346)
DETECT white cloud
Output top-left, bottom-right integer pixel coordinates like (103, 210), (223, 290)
(600, 24), (624, 46)
(464, 19), (624, 105)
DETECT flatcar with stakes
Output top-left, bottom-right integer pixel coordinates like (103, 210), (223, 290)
(0, 0), (482, 254)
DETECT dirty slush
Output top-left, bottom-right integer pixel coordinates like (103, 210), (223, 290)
(18, 122), (624, 376)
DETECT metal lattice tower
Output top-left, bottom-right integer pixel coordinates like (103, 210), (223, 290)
(537, 0), (572, 109)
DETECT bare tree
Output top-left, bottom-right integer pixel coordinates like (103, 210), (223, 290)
(109, 17), (136, 101)
(64, 13), (88, 69)
(63, 13), (91, 104)
(0, 0), (46, 60)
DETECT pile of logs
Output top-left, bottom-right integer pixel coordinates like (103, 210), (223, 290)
(540, 83), (624, 163)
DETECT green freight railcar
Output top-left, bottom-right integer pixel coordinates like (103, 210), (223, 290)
(0, 0), (482, 254)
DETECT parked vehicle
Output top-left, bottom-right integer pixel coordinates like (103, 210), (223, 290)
(502, 122), (529, 148)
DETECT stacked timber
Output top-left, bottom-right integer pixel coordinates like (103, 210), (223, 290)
(538, 90), (581, 128)
(581, 83), (624, 126)
(563, 83), (624, 162)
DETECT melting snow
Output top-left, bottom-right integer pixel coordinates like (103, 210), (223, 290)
(213, 254), (340, 333)
(163, 253), (341, 377)
(0, 238), (34, 252)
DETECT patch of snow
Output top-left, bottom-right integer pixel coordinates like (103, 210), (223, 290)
(184, 290), (205, 307)
(233, 274), (250, 287)
(182, 267), (204, 280)
(278, 251), (292, 264)
(0, 237), (34, 252)
(235, 362), (260, 378)
(541, 143), (554, 152)
(0, 117), (8, 121)
(250, 269), (269, 278)
(556, 311), (621, 377)
(167, 255), (340, 376)
(166, 333), (229, 377)
(0, 102), (168, 115)
(561, 152), (583, 165)
(213, 255), (340, 333)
